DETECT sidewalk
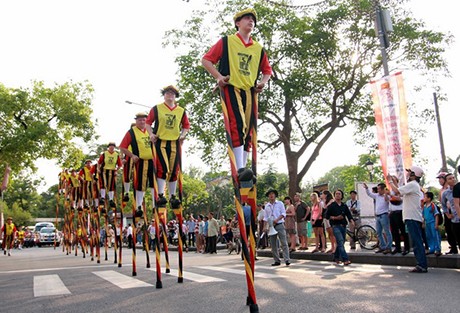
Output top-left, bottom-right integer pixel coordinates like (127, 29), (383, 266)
(256, 240), (460, 269)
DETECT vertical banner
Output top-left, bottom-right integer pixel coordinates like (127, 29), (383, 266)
(370, 72), (412, 185)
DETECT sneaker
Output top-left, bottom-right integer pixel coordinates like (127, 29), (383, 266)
(135, 206), (143, 218)
(157, 194), (168, 208)
(402, 250), (409, 256)
(285, 261), (291, 266)
(122, 193), (129, 202)
(271, 262), (281, 266)
(170, 195), (181, 209)
(409, 265), (427, 273)
(375, 248), (385, 254)
(391, 249), (402, 255)
(237, 168), (254, 182)
(383, 249), (391, 255)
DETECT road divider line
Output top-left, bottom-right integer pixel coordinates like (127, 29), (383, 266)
(34, 274), (71, 297)
(194, 266), (286, 279)
(93, 270), (153, 289)
(146, 268), (226, 282)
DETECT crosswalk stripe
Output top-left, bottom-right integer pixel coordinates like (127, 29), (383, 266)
(194, 266), (286, 279)
(93, 270), (153, 289)
(34, 275), (71, 297)
(146, 268), (226, 283)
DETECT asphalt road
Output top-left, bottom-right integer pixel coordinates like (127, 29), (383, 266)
(0, 246), (459, 313)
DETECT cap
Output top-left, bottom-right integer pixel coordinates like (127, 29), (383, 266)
(436, 171), (448, 179)
(135, 112), (148, 119)
(265, 188), (278, 197)
(161, 85), (180, 97)
(85, 159), (92, 164)
(406, 165), (424, 178)
(6, 216), (12, 221)
(234, 8), (257, 26)
(108, 142), (116, 147)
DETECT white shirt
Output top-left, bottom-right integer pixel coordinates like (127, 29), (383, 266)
(399, 180), (423, 222)
(127, 226), (133, 236)
(365, 189), (389, 215)
(263, 200), (286, 224)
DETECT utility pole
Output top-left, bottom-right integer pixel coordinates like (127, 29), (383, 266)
(374, 0), (391, 76)
(433, 92), (448, 172)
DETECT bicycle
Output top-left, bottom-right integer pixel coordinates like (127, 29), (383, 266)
(346, 224), (378, 250)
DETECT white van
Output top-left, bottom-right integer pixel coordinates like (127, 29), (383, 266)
(34, 222), (54, 233)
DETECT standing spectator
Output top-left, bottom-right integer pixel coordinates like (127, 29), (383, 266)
(363, 183), (392, 254)
(203, 216), (209, 253)
(186, 215), (196, 247)
(127, 224), (133, 249)
(437, 172), (456, 253)
(263, 188), (290, 266)
(257, 204), (267, 249)
(147, 220), (156, 251)
(284, 197), (297, 252)
(196, 215), (204, 253)
(321, 190), (335, 254)
(310, 192), (326, 253)
(387, 178), (410, 255)
(218, 215), (226, 244)
(423, 192), (442, 256)
(207, 212), (219, 254)
(294, 192), (310, 250)
(388, 166), (428, 273)
(442, 173), (460, 254)
(1, 217), (16, 256)
(345, 190), (361, 250)
(325, 190), (354, 265)
(451, 166), (460, 250)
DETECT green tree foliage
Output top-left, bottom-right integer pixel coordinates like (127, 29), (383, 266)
(0, 80), (98, 172)
(164, 0), (451, 195)
(2, 174), (42, 214)
(2, 202), (34, 227)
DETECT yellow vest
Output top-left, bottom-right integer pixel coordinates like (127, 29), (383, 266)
(18, 230), (24, 239)
(132, 127), (153, 160)
(227, 34), (263, 90)
(5, 223), (15, 236)
(83, 167), (92, 181)
(103, 151), (119, 170)
(155, 103), (185, 141)
(69, 175), (80, 187)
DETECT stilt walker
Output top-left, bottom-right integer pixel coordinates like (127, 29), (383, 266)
(201, 8), (272, 313)
(145, 84), (190, 279)
(119, 113), (160, 277)
(173, 171), (185, 283)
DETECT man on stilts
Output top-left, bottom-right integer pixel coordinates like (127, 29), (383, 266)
(98, 142), (122, 209)
(202, 8), (272, 313)
(146, 85), (190, 283)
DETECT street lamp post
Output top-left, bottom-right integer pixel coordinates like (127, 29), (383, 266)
(365, 159), (374, 182)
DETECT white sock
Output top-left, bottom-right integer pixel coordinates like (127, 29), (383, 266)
(157, 178), (166, 195)
(169, 181), (177, 197)
(136, 191), (145, 208)
(100, 189), (106, 199)
(123, 183), (130, 194)
(243, 151), (249, 168)
(233, 146), (244, 170)
(108, 191), (114, 200)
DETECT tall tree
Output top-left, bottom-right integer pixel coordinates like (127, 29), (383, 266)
(0, 80), (98, 172)
(164, 0), (451, 194)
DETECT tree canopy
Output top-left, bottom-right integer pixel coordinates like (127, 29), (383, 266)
(0, 80), (98, 173)
(164, 0), (452, 195)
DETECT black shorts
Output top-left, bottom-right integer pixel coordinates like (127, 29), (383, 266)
(312, 219), (323, 228)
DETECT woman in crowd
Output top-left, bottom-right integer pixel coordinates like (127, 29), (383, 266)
(284, 196), (297, 252)
(310, 192), (326, 253)
(321, 190), (336, 254)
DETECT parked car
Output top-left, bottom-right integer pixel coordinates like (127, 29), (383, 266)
(36, 227), (60, 247)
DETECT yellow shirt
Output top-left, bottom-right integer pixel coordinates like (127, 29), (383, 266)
(103, 151), (119, 170)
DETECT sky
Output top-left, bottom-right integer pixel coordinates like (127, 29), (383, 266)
(0, 0), (459, 192)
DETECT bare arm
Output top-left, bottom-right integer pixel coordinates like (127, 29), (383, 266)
(201, 58), (229, 88)
(120, 147), (139, 163)
(1, 164), (11, 192)
(454, 197), (460, 218)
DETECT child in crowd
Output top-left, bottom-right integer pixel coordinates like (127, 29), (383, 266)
(423, 192), (442, 256)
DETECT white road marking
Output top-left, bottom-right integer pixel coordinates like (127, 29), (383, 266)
(146, 268), (226, 283)
(194, 266), (286, 279)
(34, 275), (71, 297)
(93, 270), (153, 289)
